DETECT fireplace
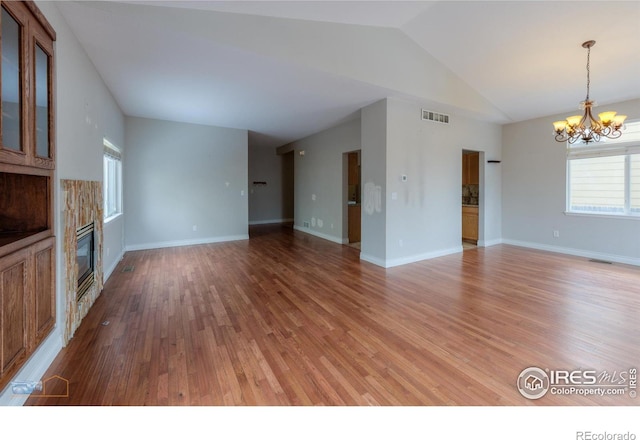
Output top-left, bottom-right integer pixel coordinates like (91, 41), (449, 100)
(76, 222), (95, 301)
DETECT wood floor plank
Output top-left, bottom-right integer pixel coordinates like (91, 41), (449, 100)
(26, 224), (640, 406)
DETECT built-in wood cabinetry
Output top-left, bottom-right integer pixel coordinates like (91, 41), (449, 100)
(462, 206), (479, 243)
(462, 152), (479, 185)
(0, 0), (56, 391)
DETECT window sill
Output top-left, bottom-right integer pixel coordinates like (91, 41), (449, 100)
(104, 213), (123, 224)
(564, 211), (639, 220)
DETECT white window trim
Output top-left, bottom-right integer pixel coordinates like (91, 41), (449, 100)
(103, 138), (123, 223)
(565, 120), (640, 219)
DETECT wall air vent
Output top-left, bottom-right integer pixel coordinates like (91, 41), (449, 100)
(422, 109), (450, 124)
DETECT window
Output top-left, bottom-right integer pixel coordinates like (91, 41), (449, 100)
(567, 120), (640, 217)
(103, 139), (122, 220)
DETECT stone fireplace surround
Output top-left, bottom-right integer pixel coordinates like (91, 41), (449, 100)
(62, 180), (103, 345)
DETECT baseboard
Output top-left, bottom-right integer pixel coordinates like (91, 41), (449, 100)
(248, 218), (293, 225)
(478, 238), (503, 247)
(0, 327), (63, 406)
(359, 253), (387, 268)
(125, 234), (249, 252)
(384, 246), (463, 268)
(293, 225), (345, 245)
(361, 246), (463, 268)
(502, 239), (640, 267)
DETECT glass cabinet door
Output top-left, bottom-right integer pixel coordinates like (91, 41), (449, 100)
(1, 7), (23, 152)
(35, 43), (50, 159)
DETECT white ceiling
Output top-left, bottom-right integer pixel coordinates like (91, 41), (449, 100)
(56, 1), (640, 148)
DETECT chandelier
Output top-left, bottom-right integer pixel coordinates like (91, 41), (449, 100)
(552, 40), (626, 144)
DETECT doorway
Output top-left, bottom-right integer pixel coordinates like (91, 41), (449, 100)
(282, 151), (294, 227)
(461, 150), (479, 249)
(346, 150), (361, 247)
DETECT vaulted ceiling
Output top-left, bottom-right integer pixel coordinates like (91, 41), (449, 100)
(56, 1), (640, 148)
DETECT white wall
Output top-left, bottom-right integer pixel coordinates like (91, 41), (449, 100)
(0, 1), (126, 405)
(124, 117), (248, 250)
(360, 100), (388, 264)
(502, 98), (640, 265)
(361, 98), (502, 268)
(278, 119), (361, 244)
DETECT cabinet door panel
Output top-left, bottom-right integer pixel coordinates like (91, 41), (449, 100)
(34, 238), (55, 344)
(0, 251), (28, 375)
(469, 153), (480, 185)
(31, 24), (55, 169)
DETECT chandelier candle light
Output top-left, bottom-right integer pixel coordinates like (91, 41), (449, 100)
(552, 40), (627, 144)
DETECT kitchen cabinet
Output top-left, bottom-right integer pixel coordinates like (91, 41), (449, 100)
(348, 152), (359, 185)
(462, 206), (478, 243)
(462, 152), (479, 185)
(348, 205), (361, 243)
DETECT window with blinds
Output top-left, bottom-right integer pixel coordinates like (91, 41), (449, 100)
(103, 138), (122, 220)
(566, 120), (640, 217)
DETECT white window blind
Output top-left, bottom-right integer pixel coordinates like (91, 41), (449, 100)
(566, 120), (640, 217)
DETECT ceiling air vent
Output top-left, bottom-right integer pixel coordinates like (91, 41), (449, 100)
(422, 109), (450, 124)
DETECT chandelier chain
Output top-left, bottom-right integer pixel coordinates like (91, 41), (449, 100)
(585, 44), (591, 101)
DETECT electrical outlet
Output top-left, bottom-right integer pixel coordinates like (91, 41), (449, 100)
(553, 230), (559, 238)
(193, 225), (197, 232)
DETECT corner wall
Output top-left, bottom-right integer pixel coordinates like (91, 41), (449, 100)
(248, 144), (292, 224)
(360, 98), (502, 268)
(502, 98), (640, 265)
(279, 118), (361, 244)
(124, 116), (248, 250)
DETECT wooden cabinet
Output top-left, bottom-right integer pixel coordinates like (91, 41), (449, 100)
(0, 1), (56, 170)
(33, 237), (55, 346)
(0, 246), (29, 381)
(348, 205), (361, 243)
(462, 206), (478, 243)
(0, 1), (56, 392)
(348, 152), (359, 186)
(462, 152), (479, 185)
(0, 236), (54, 383)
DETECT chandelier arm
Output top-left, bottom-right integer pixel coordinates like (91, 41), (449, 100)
(584, 103), (602, 132)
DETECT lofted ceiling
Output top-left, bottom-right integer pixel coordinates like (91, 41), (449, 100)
(55, 1), (640, 148)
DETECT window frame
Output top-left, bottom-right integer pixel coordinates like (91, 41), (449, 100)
(565, 120), (640, 219)
(103, 138), (122, 222)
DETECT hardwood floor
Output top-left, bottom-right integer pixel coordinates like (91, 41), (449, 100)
(27, 224), (639, 405)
